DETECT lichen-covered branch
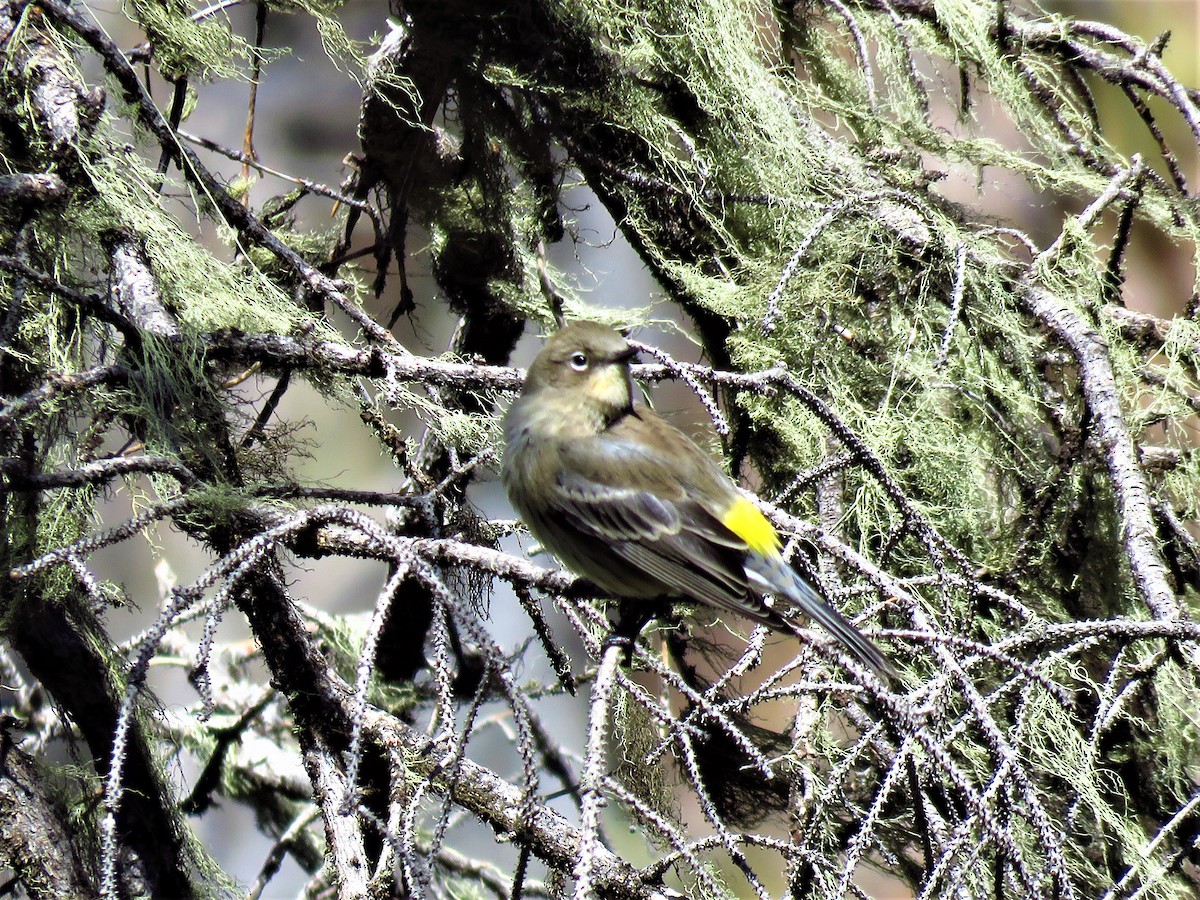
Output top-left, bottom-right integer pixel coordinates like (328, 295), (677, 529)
(3, 0), (1200, 896)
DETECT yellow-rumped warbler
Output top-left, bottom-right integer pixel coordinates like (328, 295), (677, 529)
(503, 321), (889, 678)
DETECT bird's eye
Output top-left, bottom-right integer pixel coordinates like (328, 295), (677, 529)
(569, 352), (588, 371)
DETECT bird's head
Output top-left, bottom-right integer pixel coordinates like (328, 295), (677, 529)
(522, 321), (638, 423)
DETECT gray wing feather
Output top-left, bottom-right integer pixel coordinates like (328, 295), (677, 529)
(549, 469), (764, 616)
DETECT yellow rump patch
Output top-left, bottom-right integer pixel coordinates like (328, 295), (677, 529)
(722, 496), (781, 556)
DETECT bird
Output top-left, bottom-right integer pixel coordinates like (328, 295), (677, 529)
(502, 320), (890, 679)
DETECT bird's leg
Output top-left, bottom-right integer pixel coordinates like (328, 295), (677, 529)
(604, 599), (674, 666)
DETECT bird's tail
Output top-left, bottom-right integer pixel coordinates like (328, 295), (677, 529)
(747, 553), (893, 682)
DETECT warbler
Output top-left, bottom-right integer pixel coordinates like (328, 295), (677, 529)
(502, 321), (889, 678)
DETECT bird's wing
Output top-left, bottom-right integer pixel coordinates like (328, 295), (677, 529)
(552, 469), (753, 610)
(548, 424), (758, 613)
(549, 412), (893, 679)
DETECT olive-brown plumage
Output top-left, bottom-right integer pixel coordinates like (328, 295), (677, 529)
(503, 321), (889, 677)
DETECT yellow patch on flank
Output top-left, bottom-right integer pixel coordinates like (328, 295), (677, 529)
(722, 496), (781, 556)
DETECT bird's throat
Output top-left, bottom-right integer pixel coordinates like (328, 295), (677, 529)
(584, 364), (634, 414)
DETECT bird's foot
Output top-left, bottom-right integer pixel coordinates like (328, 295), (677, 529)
(601, 632), (638, 667)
